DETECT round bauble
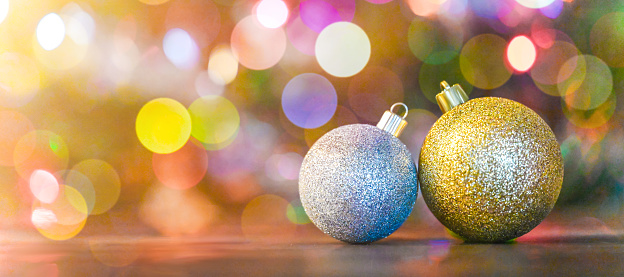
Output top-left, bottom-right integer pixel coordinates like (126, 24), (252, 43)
(419, 96), (563, 243)
(299, 123), (418, 244)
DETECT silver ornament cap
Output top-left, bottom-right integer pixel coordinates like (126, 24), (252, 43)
(299, 103), (418, 244)
(376, 102), (408, 137)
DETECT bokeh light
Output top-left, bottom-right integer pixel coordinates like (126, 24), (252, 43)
(208, 45), (238, 85)
(562, 92), (616, 129)
(33, 8), (91, 70)
(0, 111), (34, 166)
(366, 0), (393, 3)
(32, 185), (88, 240)
(515, 0), (555, 9)
(406, 0), (441, 17)
(299, 0), (355, 33)
(282, 73), (337, 129)
(590, 12), (624, 68)
(255, 0), (289, 29)
(315, 22), (371, 77)
(0, 53), (41, 108)
(407, 18), (463, 65)
(303, 105), (358, 147)
(460, 33), (512, 89)
(348, 66), (404, 123)
(469, 0), (512, 18)
(286, 200), (311, 224)
(140, 185), (217, 236)
(507, 35), (536, 72)
(558, 55), (613, 111)
(60, 169), (96, 215)
(29, 170), (60, 204)
(14, 130), (69, 181)
(0, 0), (8, 25)
(231, 16), (286, 70)
(241, 194), (296, 241)
(530, 40), (579, 96)
(70, 159), (121, 215)
(136, 98), (192, 154)
(188, 96), (240, 148)
(37, 13), (65, 51)
(286, 12), (318, 55)
(539, 0), (563, 18)
(163, 28), (200, 70)
(138, 0), (170, 5)
(265, 152), (303, 181)
(152, 139), (208, 190)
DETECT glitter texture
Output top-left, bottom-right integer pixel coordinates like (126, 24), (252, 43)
(299, 124), (418, 244)
(419, 97), (563, 242)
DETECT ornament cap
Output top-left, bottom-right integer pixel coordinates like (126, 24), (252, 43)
(436, 81), (469, 113)
(377, 102), (408, 138)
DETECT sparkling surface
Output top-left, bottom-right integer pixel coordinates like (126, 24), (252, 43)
(299, 124), (418, 243)
(419, 97), (563, 242)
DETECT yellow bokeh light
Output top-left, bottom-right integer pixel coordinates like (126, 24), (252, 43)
(137, 0), (170, 5)
(208, 45), (238, 85)
(70, 159), (121, 215)
(32, 185), (88, 241)
(241, 194), (296, 242)
(460, 34), (512, 89)
(590, 12), (624, 68)
(136, 98), (192, 154)
(188, 96), (240, 149)
(507, 35), (536, 72)
(558, 55), (613, 111)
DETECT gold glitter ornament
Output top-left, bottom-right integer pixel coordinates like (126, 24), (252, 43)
(299, 103), (418, 244)
(419, 81), (563, 243)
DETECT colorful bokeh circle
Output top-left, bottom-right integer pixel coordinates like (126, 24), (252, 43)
(460, 33), (512, 89)
(282, 73), (337, 129)
(136, 98), (192, 154)
(315, 22), (371, 78)
(188, 95), (240, 149)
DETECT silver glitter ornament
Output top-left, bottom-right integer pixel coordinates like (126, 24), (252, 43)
(299, 103), (418, 244)
(419, 81), (564, 243)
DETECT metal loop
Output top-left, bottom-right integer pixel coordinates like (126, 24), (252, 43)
(440, 80), (451, 90)
(390, 102), (409, 119)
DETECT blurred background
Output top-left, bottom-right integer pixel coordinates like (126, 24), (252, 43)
(0, 0), (623, 244)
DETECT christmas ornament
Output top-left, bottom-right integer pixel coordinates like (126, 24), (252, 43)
(419, 81), (564, 242)
(299, 103), (418, 244)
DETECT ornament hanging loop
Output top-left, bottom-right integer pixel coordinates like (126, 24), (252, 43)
(390, 102), (409, 119)
(377, 102), (408, 138)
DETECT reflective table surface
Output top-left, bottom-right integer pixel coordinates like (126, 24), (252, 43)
(2, 215), (623, 277)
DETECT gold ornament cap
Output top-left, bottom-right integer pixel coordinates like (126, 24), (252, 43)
(436, 81), (469, 113)
(376, 102), (408, 138)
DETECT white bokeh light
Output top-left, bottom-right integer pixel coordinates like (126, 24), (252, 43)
(37, 13), (66, 51)
(163, 28), (200, 70)
(256, 0), (289, 28)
